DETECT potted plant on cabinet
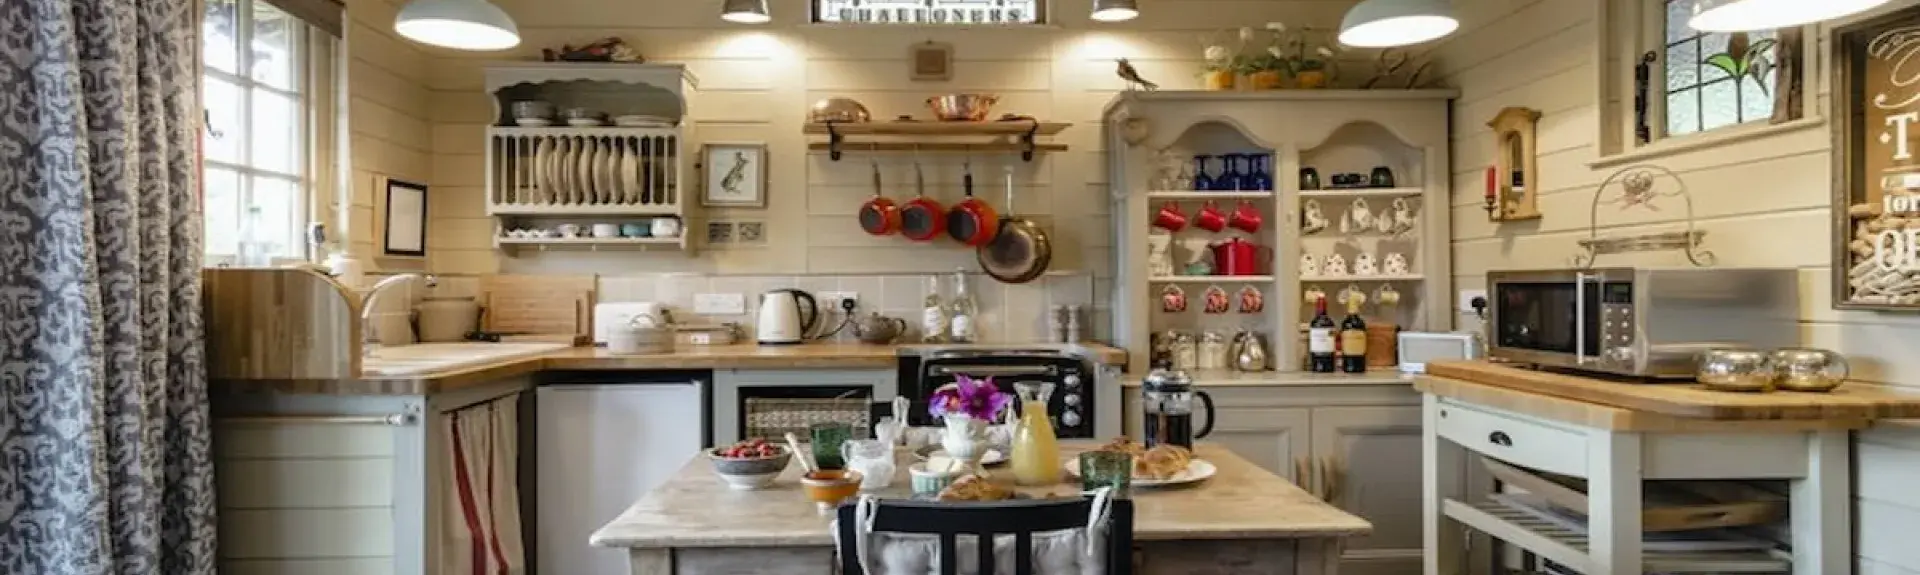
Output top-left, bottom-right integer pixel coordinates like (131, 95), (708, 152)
(1244, 23), (1289, 90)
(1271, 22), (1339, 89)
(1200, 34), (1239, 90)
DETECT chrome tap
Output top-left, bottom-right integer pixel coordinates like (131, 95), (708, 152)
(362, 273), (435, 353)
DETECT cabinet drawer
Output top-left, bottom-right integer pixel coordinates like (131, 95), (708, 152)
(1434, 399), (1587, 477)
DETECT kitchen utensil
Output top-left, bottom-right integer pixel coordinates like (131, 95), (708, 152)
(800, 469), (862, 512)
(1301, 200), (1329, 235)
(592, 223), (620, 238)
(587, 137), (607, 203)
(1770, 348), (1849, 392)
(1141, 364), (1215, 449)
(563, 107), (601, 120)
(651, 216), (681, 238)
(1152, 201), (1189, 232)
(1322, 253), (1349, 276)
(851, 313), (907, 344)
(946, 159), (1000, 246)
(707, 444), (792, 490)
(857, 157), (899, 236)
(566, 117), (603, 127)
(1353, 253), (1378, 276)
(1194, 201), (1228, 233)
(1210, 238), (1271, 276)
(1169, 332), (1198, 370)
(417, 296), (480, 342)
(808, 421), (855, 470)
(1232, 330), (1269, 371)
(512, 100), (555, 122)
(1331, 172), (1365, 188)
(898, 157), (946, 241)
(1238, 285), (1265, 313)
(1076, 451), (1133, 495)
(809, 97), (873, 123)
(479, 274), (595, 343)
(1228, 200), (1263, 233)
(573, 139), (593, 203)
(1375, 284), (1402, 305)
(756, 288), (820, 344)
(842, 439), (896, 490)
(621, 222), (649, 237)
(612, 114), (674, 127)
(1202, 285), (1230, 314)
(592, 302), (667, 344)
(1697, 348), (1776, 392)
(926, 93), (999, 121)
(1300, 254), (1321, 277)
(608, 314), (674, 355)
(1160, 285), (1188, 313)
(1300, 167), (1322, 190)
(784, 432), (819, 474)
(1370, 166), (1396, 188)
(909, 463), (960, 496)
(1383, 253), (1410, 275)
(978, 167), (1053, 284)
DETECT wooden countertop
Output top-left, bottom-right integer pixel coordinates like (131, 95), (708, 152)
(213, 342), (1127, 396)
(589, 443), (1371, 549)
(1425, 360), (1920, 421)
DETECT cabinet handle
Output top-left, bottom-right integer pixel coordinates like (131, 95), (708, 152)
(1488, 431), (1513, 447)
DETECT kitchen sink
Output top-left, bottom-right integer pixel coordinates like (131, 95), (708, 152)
(362, 342), (571, 376)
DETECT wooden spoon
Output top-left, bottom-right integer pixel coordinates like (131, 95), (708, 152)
(785, 432), (819, 474)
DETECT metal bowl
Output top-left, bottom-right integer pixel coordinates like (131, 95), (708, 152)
(926, 93), (999, 122)
(1770, 348), (1849, 392)
(1696, 348), (1775, 392)
(808, 97), (872, 123)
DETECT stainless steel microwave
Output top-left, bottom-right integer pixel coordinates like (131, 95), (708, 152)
(1486, 268), (1799, 378)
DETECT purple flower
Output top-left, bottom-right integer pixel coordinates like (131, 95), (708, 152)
(927, 375), (1011, 421)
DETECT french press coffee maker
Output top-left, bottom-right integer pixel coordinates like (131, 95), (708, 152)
(1141, 361), (1216, 449)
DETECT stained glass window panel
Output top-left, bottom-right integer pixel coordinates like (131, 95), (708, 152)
(1661, 0), (1777, 137)
(1666, 41), (1697, 90)
(1667, 91), (1699, 137)
(1699, 80), (1739, 130)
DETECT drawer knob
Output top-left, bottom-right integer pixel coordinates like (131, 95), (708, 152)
(1488, 431), (1513, 447)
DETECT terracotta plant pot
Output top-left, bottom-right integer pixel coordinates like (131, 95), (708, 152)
(1247, 70), (1285, 90)
(1294, 69), (1329, 89)
(1203, 70), (1236, 91)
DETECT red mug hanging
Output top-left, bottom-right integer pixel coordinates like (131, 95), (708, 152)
(1153, 202), (1189, 232)
(1202, 285), (1231, 314)
(1228, 200), (1263, 234)
(1238, 285), (1265, 314)
(1210, 238), (1272, 276)
(1160, 285), (1189, 313)
(1195, 200), (1228, 233)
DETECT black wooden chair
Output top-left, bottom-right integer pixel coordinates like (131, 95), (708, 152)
(834, 496), (1134, 575)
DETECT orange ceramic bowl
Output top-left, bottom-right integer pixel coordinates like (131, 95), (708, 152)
(799, 470), (863, 511)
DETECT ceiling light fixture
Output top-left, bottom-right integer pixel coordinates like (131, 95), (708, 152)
(394, 0), (520, 51)
(1337, 0), (1459, 48)
(1091, 0), (1139, 22)
(1688, 0), (1892, 32)
(722, 0), (772, 23)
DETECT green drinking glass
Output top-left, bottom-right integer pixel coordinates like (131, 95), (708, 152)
(1078, 451), (1132, 497)
(809, 422), (854, 470)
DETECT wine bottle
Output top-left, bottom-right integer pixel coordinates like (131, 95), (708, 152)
(1339, 296), (1368, 373)
(1308, 295), (1336, 373)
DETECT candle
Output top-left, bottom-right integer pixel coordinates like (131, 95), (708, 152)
(1484, 166), (1497, 202)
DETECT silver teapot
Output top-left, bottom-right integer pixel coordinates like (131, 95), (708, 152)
(1231, 330), (1269, 372)
(851, 312), (907, 344)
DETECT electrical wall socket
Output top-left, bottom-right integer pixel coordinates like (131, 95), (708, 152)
(1458, 289), (1488, 313)
(819, 291), (859, 311)
(693, 293), (746, 315)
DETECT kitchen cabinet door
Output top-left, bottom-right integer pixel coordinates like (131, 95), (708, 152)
(1309, 405), (1424, 575)
(1209, 406), (1313, 483)
(535, 382), (704, 575)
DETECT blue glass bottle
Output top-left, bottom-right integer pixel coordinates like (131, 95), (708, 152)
(1191, 155), (1214, 191)
(1215, 154), (1243, 191)
(1248, 154), (1273, 191)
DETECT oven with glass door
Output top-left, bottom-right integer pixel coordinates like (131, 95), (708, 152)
(1486, 268), (1799, 378)
(899, 349), (1095, 439)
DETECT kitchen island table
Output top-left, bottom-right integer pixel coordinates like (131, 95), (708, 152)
(591, 442), (1371, 575)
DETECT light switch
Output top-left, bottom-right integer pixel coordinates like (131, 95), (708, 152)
(694, 293), (746, 315)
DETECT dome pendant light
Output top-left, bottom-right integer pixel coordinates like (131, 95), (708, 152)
(721, 0), (772, 23)
(1338, 0), (1459, 48)
(1688, 0), (1893, 32)
(394, 0), (520, 51)
(1091, 0), (1139, 22)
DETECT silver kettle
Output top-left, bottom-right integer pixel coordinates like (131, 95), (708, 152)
(1231, 330), (1269, 372)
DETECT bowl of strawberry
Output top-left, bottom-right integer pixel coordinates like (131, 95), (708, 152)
(707, 439), (792, 490)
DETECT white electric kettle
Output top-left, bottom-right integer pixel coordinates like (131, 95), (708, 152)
(756, 289), (820, 345)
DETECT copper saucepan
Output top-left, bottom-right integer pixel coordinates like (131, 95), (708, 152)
(946, 159), (1000, 246)
(897, 157), (945, 242)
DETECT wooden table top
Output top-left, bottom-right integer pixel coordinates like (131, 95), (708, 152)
(1419, 360), (1920, 427)
(589, 443), (1372, 549)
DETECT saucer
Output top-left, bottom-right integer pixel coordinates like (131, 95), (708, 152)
(514, 117), (553, 127)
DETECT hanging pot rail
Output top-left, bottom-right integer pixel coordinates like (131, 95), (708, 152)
(805, 119), (1071, 162)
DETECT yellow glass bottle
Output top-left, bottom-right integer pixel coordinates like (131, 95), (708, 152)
(1010, 382), (1062, 485)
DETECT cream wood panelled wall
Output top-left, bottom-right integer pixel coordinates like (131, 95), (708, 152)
(1430, 1), (1920, 572)
(345, 0), (435, 273)
(415, 0), (1368, 281)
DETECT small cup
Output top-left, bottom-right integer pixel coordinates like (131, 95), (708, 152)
(909, 463), (960, 497)
(651, 217), (682, 238)
(557, 223), (582, 238)
(562, 107), (601, 120)
(592, 223), (620, 238)
(1078, 451), (1132, 497)
(809, 422), (855, 470)
(511, 100), (555, 121)
(621, 222), (650, 238)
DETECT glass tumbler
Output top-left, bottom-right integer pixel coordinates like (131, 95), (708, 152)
(810, 422), (855, 470)
(842, 439), (896, 490)
(1078, 451), (1132, 497)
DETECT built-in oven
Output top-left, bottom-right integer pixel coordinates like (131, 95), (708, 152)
(897, 349), (1095, 439)
(1487, 268), (1799, 378)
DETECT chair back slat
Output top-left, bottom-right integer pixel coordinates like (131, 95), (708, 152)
(939, 531), (959, 575)
(975, 531), (997, 575)
(834, 498), (1134, 575)
(1012, 531), (1034, 575)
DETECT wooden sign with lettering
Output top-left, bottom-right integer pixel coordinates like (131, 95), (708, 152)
(1834, 5), (1920, 310)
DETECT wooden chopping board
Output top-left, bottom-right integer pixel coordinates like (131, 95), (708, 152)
(478, 274), (595, 343)
(1425, 360), (1920, 421)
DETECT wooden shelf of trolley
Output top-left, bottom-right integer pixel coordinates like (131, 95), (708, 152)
(803, 120), (1071, 161)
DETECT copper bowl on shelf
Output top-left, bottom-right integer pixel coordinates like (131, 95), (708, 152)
(809, 97), (872, 124)
(926, 94), (999, 122)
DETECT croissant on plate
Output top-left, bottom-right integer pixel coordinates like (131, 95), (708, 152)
(937, 474), (1014, 502)
(1095, 437), (1193, 480)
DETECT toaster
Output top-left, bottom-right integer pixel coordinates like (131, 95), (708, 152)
(1397, 331), (1481, 374)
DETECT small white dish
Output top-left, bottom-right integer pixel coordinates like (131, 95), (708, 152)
(716, 471), (779, 490)
(613, 115), (674, 127)
(566, 118), (604, 127)
(515, 117), (553, 127)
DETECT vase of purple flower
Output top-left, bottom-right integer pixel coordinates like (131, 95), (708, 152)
(930, 375), (1011, 468)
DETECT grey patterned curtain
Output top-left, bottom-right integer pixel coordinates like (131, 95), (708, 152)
(0, 0), (216, 573)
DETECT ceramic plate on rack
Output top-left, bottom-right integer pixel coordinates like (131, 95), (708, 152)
(630, 147), (646, 204)
(551, 138), (568, 203)
(1063, 458), (1217, 488)
(617, 140), (636, 205)
(576, 138), (594, 204)
(543, 138), (561, 204)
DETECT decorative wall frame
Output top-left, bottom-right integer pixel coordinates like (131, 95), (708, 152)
(702, 142), (767, 207)
(381, 177), (427, 257)
(910, 41), (954, 82)
(1833, 5), (1920, 310)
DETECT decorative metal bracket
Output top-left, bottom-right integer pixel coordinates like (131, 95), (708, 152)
(1020, 120), (1039, 162)
(1572, 164), (1716, 268)
(825, 121), (847, 161)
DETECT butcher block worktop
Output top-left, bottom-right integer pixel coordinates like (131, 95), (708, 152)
(213, 342), (1127, 395)
(1422, 360), (1920, 422)
(590, 443), (1370, 549)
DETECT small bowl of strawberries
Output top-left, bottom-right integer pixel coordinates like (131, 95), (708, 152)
(707, 438), (792, 490)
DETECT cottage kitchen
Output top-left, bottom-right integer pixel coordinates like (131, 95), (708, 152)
(23, 0), (1913, 574)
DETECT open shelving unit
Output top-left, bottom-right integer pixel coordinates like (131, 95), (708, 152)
(803, 120), (1071, 161)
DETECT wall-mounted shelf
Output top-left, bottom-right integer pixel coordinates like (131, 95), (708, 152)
(1150, 275), (1276, 283)
(495, 236), (687, 254)
(489, 204), (685, 217)
(1301, 274), (1426, 282)
(1145, 191), (1276, 199)
(1298, 188), (1425, 198)
(804, 120), (1070, 161)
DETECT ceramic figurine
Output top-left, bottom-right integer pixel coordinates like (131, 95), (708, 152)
(1299, 253), (1321, 277)
(1383, 252), (1410, 275)
(1147, 233), (1175, 277)
(1323, 253), (1349, 277)
(1302, 200), (1329, 235)
(1353, 253), (1378, 276)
